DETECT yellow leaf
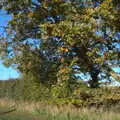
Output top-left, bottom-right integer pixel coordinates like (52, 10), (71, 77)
(28, 12), (34, 17)
(60, 68), (67, 73)
(60, 47), (68, 52)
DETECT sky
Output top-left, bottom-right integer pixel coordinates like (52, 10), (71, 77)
(0, 60), (20, 80)
(0, 10), (20, 80)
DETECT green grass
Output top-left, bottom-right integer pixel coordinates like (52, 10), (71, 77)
(0, 110), (120, 120)
(0, 113), (37, 120)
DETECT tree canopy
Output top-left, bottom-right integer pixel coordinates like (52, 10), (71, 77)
(0, 0), (119, 92)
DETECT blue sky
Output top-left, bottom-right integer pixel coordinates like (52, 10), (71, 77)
(0, 10), (20, 80)
(0, 61), (20, 80)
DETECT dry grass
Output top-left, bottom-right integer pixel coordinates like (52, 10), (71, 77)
(0, 98), (120, 120)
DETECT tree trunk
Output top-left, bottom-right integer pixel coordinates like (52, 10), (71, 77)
(89, 73), (99, 88)
(89, 65), (100, 88)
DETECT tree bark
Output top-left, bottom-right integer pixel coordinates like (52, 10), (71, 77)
(89, 65), (100, 88)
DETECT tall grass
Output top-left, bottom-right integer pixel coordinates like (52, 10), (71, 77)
(0, 98), (120, 120)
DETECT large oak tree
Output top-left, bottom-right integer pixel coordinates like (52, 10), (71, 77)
(0, 0), (119, 90)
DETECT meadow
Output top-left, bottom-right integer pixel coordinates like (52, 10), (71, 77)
(0, 80), (120, 120)
(0, 98), (120, 120)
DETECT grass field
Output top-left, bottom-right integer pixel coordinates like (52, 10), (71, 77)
(0, 98), (120, 120)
